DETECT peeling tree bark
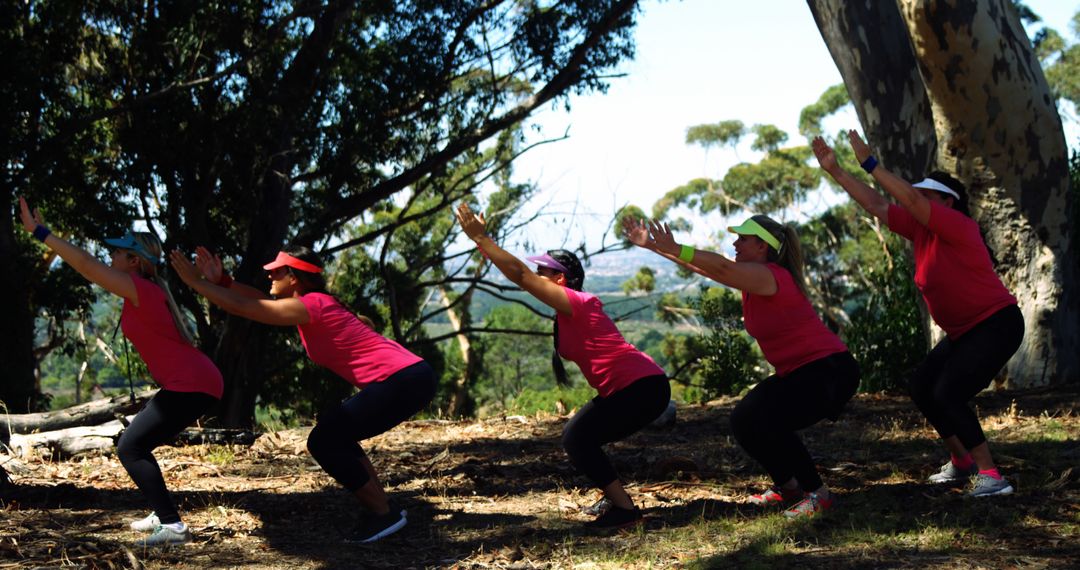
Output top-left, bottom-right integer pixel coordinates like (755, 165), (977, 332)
(898, 0), (1078, 385)
(810, 0), (1078, 386)
(807, 0), (936, 179)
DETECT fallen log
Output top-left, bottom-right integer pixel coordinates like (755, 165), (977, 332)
(10, 423), (262, 460)
(1, 389), (156, 437)
(9, 420), (128, 458)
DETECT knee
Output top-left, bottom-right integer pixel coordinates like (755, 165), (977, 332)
(116, 431), (142, 463)
(729, 400), (758, 441)
(306, 423), (335, 460)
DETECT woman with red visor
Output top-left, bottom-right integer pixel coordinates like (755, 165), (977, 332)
(623, 214), (860, 518)
(455, 203), (670, 530)
(19, 197), (222, 547)
(169, 245), (435, 543)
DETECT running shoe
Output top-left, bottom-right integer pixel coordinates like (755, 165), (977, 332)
(130, 512), (160, 533)
(134, 523), (192, 547)
(583, 496), (612, 517)
(968, 474), (1014, 497)
(345, 506), (408, 543)
(747, 486), (802, 506)
(927, 460), (978, 483)
(583, 505), (644, 529)
(783, 492), (834, 518)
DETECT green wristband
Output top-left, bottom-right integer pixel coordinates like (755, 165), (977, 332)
(678, 244), (695, 263)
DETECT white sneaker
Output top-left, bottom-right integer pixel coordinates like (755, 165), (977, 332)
(134, 523), (192, 547)
(969, 474), (1014, 497)
(927, 461), (978, 484)
(130, 512), (161, 533)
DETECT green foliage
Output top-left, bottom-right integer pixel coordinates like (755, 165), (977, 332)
(506, 384), (595, 416)
(749, 124), (788, 153)
(471, 304), (564, 414)
(1033, 7), (1080, 108)
(685, 120), (746, 151)
(621, 266), (656, 295)
(798, 84), (851, 137)
(681, 286), (764, 401)
(721, 146), (820, 215)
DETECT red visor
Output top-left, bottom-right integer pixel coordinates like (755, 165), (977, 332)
(262, 251), (323, 273)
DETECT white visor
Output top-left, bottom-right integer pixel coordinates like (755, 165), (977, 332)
(912, 178), (961, 200)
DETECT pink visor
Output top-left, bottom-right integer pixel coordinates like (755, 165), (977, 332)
(262, 251), (323, 273)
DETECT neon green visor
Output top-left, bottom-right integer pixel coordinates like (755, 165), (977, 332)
(727, 218), (781, 251)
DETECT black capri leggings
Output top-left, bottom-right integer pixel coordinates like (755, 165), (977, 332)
(908, 304), (1024, 450)
(730, 351), (860, 492)
(306, 361), (437, 491)
(561, 374), (670, 489)
(116, 389), (218, 525)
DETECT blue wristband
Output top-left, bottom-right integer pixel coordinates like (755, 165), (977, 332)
(860, 155), (879, 173)
(32, 225), (51, 242)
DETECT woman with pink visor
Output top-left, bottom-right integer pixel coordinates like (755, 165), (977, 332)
(19, 197), (222, 547)
(455, 203), (670, 530)
(169, 245), (435, 543)
(623, 214), (860, 518)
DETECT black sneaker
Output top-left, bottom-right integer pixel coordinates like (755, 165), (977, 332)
(583, 505), (643, 529)
(582, 496), (612, 517)
(345, 507), (407, 544)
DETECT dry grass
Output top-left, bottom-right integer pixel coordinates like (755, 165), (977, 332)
(1, 385), (1078, 569)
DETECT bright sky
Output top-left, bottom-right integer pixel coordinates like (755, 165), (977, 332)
(498, 0), (1079, 257)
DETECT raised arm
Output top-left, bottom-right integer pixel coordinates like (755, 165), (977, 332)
(18, 197), (138, 302)
(194, 246), (270, 300)
(621, 217), (716, 281)
(623, 217), (776, 296)
(845, 130), (931, 225)
(169, 250), (310, 326)
(454, 203), (572, 315)
(812, 135), (890, 223)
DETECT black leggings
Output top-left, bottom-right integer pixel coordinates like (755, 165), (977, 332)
(116, 389), (217, 524)
(908, 305), (1024, 450)
(561, 374), (670, 489)
(730, 351), (859, 492)
(306, 361), (436, 491)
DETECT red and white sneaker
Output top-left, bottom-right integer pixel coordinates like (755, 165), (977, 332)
(748, 486), (803, 506)
(783, 492), (835, 518)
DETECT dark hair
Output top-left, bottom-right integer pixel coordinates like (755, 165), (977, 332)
(545, 249), (585, 291)
(925, 171), (970, 216)
(546, 249), (585, 386)
(281, 245), (329, 294)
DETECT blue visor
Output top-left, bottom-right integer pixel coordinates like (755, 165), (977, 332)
(104, 232), (158, 263)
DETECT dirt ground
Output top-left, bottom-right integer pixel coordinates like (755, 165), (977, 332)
(2, 385), (1078, 569)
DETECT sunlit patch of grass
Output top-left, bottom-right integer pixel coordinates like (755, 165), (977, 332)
(203, 445), (235, 467)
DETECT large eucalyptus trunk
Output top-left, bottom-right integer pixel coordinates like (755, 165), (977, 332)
(810, 0), (1078, 386)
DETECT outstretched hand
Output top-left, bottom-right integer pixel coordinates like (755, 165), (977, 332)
(811, 136), (839, 173)
(169, 250), (203, 286)
(18, 196), (45, 233)
(621, 217), (654, 249)
(648, 220), (679, 256)
(194, 246), (224, 283)
(847, 129), (873, 164)
(454, 203), (487, 241)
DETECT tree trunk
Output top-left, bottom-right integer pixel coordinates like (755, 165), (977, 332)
(898, 0), (1079, 385)
(442, 287), (477, 418)
(807, 0), (940, 352)
(807, 0), (936, 179)
(0, 200), (40, 413)
(812, 0), (1079, 385)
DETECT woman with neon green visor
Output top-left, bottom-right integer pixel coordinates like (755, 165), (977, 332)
(623, 215), (860, 517)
